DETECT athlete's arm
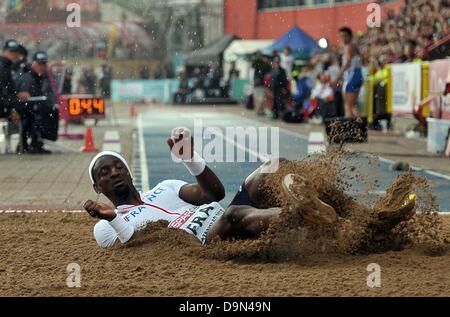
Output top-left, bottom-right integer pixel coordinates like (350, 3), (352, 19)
(178, 166), (225, 205)
(84, 200), (136, 248)
(84, 200), (116, 221)
(167, 128), (225, 205)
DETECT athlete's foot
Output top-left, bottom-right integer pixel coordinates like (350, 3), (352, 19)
(282, 173), (338, 224)
(375, 193), (416, 230)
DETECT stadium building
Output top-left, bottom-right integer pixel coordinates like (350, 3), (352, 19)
(224, 0), (404, 44)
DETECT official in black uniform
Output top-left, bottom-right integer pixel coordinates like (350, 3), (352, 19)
(16, 51), (54, 154)
(0, 39), (21, 123)
(12, 44), (30, 85)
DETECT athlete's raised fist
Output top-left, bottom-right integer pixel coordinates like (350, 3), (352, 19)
(167, 127), (194, 161)
(83, 200), (116, 221)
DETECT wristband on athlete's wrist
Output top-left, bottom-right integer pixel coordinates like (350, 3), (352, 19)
(182, 152), (206, 176)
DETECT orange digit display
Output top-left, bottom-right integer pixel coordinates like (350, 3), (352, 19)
(69, 98), (81, 116)
(81, 98), (93, 114)
(93, 98), (104, 114)
(66, 97), (105, 119)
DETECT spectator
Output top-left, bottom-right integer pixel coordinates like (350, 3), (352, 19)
(398, 40), (422, 63)
(281, 47), (294, 81)
(291, 68), (313, 120)
(0, 39), (21, 123)
(164, 62), (175, 79)
(139, 65), (150, 79)
(77, 68), (88, 94)
(327, 54), (344, 117)
(252, 51), (271, 116)
(226, 61), (240, 98)
(268, 57), (288, 119)
(99, 63), (112, 98)
(153, 64), (163, 79)
(272, 50), (280, 60)
(173, 71), (190, 104)
(62, 68), (73, 95)
(85, 68), (97, 95)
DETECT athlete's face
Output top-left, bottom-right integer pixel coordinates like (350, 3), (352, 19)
(92, 156), (134, 199)
(339, 32), (351, 45)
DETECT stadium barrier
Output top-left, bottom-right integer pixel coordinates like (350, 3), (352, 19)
(362, 59), (450, 124)
(230, 79), (251, 102)
(111, 79), (180, 103)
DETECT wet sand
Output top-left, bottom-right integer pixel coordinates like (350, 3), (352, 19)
(0, 211), (449, 297)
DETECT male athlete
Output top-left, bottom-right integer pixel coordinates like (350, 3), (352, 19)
(332, 27), (363, 118)
(84, 128), (415, 248)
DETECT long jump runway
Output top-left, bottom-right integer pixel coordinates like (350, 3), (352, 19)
(136, 109), (450, 212)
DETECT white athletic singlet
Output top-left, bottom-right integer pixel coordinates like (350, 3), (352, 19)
(93, 180), (225, 248)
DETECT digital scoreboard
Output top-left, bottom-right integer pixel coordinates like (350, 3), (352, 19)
(68, 97), (105, 117)
(60, 95), (106, 120)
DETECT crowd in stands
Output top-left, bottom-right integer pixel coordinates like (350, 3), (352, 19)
(359, 0), (449, 70)
(139, 63), (175, 80)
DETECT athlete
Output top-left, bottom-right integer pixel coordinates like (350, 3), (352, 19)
(84, 128), (416, 248)
(332, 27), (364, 118)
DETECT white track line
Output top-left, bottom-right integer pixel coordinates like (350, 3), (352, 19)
(45, 141), (78, 153)
(378, 155), (450, 180)
(102, 130), (122, 153)
(221, 133), (271, 162)
(137, 114), (150, 192)
(238, 117), (309, 141)
(423, 169), (450, 181)
(278, 127), (309, 140)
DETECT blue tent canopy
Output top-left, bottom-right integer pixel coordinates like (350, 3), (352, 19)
(264, 26), (321, 59)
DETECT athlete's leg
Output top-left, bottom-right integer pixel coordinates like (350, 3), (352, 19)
(344, 92), (361, 118)
(208, 171), (340, 242)
(241, 157), (287, 209)
(207, 205), (281, 242)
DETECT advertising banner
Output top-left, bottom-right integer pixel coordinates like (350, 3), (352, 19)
(111, 80), (180, 103)
(391, 63), (422, 114)
(429, 59), (450, 119)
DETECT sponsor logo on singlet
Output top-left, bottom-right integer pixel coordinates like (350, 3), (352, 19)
(182, 205), (215, 236)
(144, 187), (167, 202)
(169, 208), (197, 229)
(168, 203), (224, 244)
(123, 206), (146, 222)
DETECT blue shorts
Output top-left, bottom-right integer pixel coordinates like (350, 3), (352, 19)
(228, 182), (255, 208)
(343, 68), (363, 93)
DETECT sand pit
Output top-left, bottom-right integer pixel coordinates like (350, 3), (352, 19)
(1, 149), (449, 296)
(0, 212), (449, 296)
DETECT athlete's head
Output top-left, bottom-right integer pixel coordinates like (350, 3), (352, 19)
(88, 151), (134, 199)
(338, 27), (353, 44)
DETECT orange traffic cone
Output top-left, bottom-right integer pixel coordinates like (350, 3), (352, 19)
(80, 127), (99, 153)
(130, 103), (137, 118)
